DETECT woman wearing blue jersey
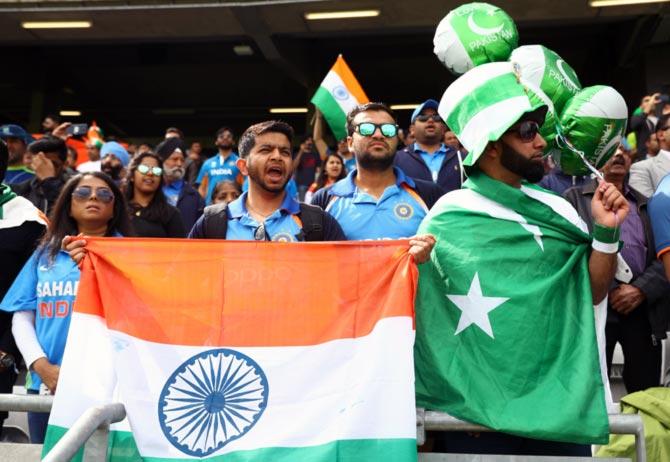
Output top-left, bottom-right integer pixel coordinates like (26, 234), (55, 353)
(0, 171), (132, 443)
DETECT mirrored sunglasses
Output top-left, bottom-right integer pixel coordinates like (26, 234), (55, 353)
(137, 164), (163, 176)
(355, 122), (398, 138)
(72, 186), (115, 204)
(507, 120), (540, 143)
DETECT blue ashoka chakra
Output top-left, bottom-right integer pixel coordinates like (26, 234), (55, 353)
(332, 85), (350, 101)
(394, 202), (414, 220)
(158, 348), (269, 457)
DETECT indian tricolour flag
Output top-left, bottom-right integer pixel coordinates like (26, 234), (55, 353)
(311, 55), (369, 141)
(43, 239), (418, 462)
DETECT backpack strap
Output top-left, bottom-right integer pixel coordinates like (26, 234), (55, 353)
(296, 203), (325, 242)
(202, 202), (229, 239)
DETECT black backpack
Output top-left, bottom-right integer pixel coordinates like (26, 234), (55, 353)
(201, 202), (325, 241)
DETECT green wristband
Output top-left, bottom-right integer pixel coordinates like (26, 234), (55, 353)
(593, 223), (620, 244)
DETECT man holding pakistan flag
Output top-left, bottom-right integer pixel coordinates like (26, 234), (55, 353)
(415, 62), (629, 456)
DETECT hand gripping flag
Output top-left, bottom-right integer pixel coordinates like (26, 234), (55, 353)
(43, 239), (418, 462)
(311, 55), (369, 141)
(414, 171), (610, 444)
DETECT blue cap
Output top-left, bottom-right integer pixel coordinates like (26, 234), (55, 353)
(0, 124), (35, 145)
(100, 141), (130, 167)
(410, 99), (440, 124)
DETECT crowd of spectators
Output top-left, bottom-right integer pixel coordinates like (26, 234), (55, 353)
(0, 91), (669, 455)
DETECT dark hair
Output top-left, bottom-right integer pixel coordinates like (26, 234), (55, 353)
(299, 134), (313, 144)
(212, 180), (241, 197)
(39, 172), (134, 263)
(316, 153), (346, 190)
(238, 120), (294, 159)
(0, 139), (7, 180)
(216, 126), (235, 139)
(28, 135), (68, 162)
(44, 114), (61, 124)
(124, 152), (172, 222)
(656, 114), (670, 133)
(346, 102), (396, 136)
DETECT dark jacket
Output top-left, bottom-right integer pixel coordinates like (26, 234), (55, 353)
(176, 181), (205, 232)
(11, 174), (69, 215)
(393, 145), (464, 194)
(564, 179), (670, 340)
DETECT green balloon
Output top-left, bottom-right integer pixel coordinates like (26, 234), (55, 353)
(555, 85), (628, 176)
(434, 2), (519, 75)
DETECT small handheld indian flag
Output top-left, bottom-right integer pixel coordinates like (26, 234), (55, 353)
(43, 239), (418, 462)
(311, 55), (369, 141)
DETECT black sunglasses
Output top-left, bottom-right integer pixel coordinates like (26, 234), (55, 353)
(415, 114), (444, 124)
(72, 186), (115, 204)
(506, 121), (540, 143)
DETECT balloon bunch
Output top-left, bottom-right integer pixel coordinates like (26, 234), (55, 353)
(433, 2), (628, 176)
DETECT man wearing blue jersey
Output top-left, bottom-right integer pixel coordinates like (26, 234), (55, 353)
(312, 102), (442, 244)
(196, 127), (242, 204)
(649, 173), (670, 281)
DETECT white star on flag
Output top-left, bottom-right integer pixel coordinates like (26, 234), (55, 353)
(447, 272), (509, 339)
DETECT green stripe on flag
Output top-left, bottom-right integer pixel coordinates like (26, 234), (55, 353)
(311, 86), (348, 141)
(446, 73), (528, 135)
(44, 425), (416, 462)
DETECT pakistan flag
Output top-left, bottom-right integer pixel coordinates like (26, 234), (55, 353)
(415, 170), (609, 444)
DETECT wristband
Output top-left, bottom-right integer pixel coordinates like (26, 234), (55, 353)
(593, 223), (620, 244)
(592, 239), (618, 254)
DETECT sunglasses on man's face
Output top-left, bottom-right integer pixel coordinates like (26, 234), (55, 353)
(506, 120), (540, 143)
(354, 122), (398, 138)
(415, 114), (444, 124)
(137, 164), (163, 176)
(72, 186), (115, 204)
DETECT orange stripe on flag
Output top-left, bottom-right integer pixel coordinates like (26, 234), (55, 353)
(73, 239), (416, 347)
(332, 55), (369, 104)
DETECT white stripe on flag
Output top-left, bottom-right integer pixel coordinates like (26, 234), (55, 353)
(321, 70), (361, 115)
(520, 185), (589, 233)
(52, 314), (416, 459)
(433, 189), (544, 250)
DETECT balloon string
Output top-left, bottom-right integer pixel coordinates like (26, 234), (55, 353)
(555, 134), (604, 181)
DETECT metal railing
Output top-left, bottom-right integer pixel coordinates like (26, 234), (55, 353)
(0, 395), (647, 462)
(417, 409), (646, 462)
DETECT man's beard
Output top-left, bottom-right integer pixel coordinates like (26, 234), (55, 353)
(102, 163), (123, 180)
(164, 165), (185, 182)
(500, 141), (545, 183)
(247, 162), (289, 194)
(217, 142), (233, 150)
(7, 149), (22, 166)
(356, 149), (394, 172)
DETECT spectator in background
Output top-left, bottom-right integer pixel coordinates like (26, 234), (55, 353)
(630, 93), (662, 158)
(184, 141), (204, 185)
(1, 172), (132, 443)
(137, 143), (153, 156)
(312, 109), (356, 173)
(211, 180), (241, 206)
(0, 139), (47, 439)
(292, 135), (321, 200)
(65, 147), (78, 176)
(539, 160), (590, 195)
(156, 137), (204, 231)
(124, 152), (185, 238)
(165, 127), (184, 139)
(649, 174), (670, 282)
(41, 114), (61, 135)
(444, 127), (463, 151)
(565, 146), (670, 393)
(100, 141), (130, 185)
(630, 114), (670, 197)
(77, 139), (103, 173)
(312, 102), (442, 245)
(645, 133), (660, 159)
(0, 124), (35, 185)
(394, 99), (465, 193)
(12, 136), (70, 214)
(197, 127), (241, 204)
(305, 153), (346, 204)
